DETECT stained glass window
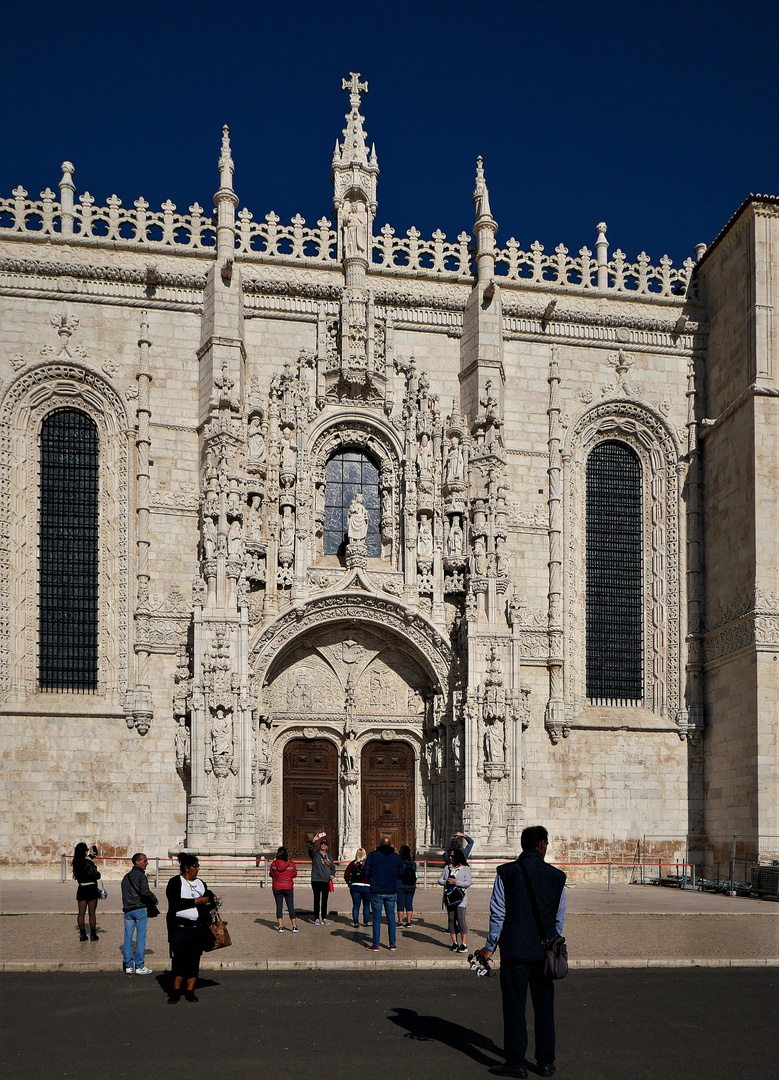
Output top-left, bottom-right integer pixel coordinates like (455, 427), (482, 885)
(324, 449), (381, 557)
(586, 441), (643, 704)
(39, 409), (99, 691)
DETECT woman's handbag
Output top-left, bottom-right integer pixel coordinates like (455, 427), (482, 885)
(518, 861), (568, 980)
(328, 880), (335, 893)
(209, 909), (232, 950)
(443, 884), (466, 909)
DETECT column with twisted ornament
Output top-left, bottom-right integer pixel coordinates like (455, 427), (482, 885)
(129, 314), (154, 734)
(545, 346), (565, 736)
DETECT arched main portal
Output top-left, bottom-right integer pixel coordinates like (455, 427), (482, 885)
(283, 738), (339, 857)
(361, 740), (415, 853)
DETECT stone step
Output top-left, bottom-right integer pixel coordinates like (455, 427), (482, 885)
(148, 859), (505, 890)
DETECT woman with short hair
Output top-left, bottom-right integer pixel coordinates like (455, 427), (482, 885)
(165, 853), (218, 1004)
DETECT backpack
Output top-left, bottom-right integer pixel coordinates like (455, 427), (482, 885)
(348, 860), (366, 885)
(401, 860), (417, 887)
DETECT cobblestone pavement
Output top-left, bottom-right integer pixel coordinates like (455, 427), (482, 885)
(1, 882), (776, 970)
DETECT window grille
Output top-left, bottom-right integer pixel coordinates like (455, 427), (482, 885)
(39, 409), (99, 691)
(586, 441), (643, 704)
(324, 449), (381, 557)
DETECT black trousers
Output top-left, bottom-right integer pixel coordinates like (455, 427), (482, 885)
(499, 958), (556, 1067)
(311, 881), (330, 919)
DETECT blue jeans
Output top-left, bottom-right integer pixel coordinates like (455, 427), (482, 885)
(122, 908), (148, 968)
(397, 886), (416, 913)
(370, 893), (397, 948)
(350, 886), (370, 925)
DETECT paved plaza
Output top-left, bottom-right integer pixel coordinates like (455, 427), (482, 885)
(1, 881), (776, 971)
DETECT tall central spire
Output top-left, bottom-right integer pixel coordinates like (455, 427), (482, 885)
(337, 72), (372, 167)
(331, 72), (379, 263)
(332, 72), (378, 211)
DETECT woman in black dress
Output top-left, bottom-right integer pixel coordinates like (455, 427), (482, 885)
(72, 842), (101, 941)
(165, 853), (218, 1004)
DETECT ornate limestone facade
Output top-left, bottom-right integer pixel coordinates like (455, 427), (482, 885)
(1, 76), (776, 871)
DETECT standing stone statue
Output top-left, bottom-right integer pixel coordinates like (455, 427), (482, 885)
(447, 515), (464, 556)
(211, 708), (232, 758)
(279, 506), (295, 550)
(227, 519), (242, 557)
(347, 494), (368, 542)
(248, 416), (266, 463)
(417, 514), (434, 560)
(445, 436), (464, 483)
(417, 432), (433, 476)
(202, 517), (217, 558)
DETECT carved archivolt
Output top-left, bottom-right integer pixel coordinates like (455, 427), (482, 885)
(263, 628), (433, 719)
(250, 592), (453, 702)
(564, 400), (683, 717)
(0, 362), (130, 700)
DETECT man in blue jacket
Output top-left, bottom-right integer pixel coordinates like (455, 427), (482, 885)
(477, 826), (566, 1078)
(364, 836), (404, 952)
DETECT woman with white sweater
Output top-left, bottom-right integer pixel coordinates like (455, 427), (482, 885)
(438, 847), (472, 953)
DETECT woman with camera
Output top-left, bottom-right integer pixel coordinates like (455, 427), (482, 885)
(165, 853), (218, 1004)
(72, 843), (102, 942)
(308, 831), (336, 925)
(438, 847), (472, 953)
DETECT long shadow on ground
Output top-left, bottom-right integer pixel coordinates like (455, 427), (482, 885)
(388, 1006), (503, 1066)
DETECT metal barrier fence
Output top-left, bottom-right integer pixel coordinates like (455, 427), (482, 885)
(60, 854), (702, 892)
(641, 834), (779, 896)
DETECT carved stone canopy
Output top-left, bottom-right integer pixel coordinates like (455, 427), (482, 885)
(260, 618), (439, 724)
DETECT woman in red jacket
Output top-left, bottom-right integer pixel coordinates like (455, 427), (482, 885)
(269, 846), (298, 933)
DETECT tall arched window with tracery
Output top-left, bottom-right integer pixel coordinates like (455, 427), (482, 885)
(586, 440), (643, 705)
(39, 408), (99, 691)
(324, 448), (381, 557)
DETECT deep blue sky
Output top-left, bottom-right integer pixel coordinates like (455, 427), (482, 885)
(2, 1), (777, 266)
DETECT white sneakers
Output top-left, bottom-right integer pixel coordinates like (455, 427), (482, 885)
(277, 926), (285, 933)
(135, 967), (153, 975)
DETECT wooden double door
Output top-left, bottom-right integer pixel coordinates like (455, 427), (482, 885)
(361, 740), (415, 854)
(283, 739), (339, 858)
(282, 737), (415, 856)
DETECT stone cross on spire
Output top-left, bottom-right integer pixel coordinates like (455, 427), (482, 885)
(342, 72), (368, 109)
(332, 71), (379, 232)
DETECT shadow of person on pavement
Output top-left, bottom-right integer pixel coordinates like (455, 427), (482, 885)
(154, 972), (220, 997)
(253, 917), (280, 931)
(388, 1007), (502, 1065)
(398, 929), (453, 949)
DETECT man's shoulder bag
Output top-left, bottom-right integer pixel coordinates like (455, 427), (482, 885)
(518, 860), (568, 980)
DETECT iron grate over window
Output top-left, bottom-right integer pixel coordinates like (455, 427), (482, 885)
(586, 441), (643, 704)
(39, 409), (99, 691)
(324, 449), (381, 557)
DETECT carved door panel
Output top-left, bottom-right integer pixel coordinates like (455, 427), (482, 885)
(283, 739), (338, 858)
(361, 740), (415, 853)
